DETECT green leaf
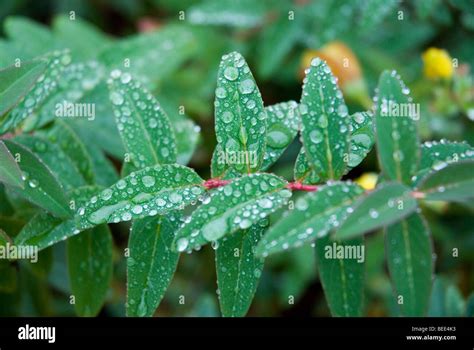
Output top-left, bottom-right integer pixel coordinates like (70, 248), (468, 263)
(417, 160), (474, 201)
(188, 0), (267, 28)
(213, 52), (266, 175)
(52, 15), (111, 61)
(385, 213), (433, 316)
(67, 224), (113, 316)
(261, 101), (299, 171)
(358, 0), (399, 32)
(412, 140), (474, 185)
(300, 58), (350, 181)
(335, 182), (418, 240)
(0, 50), (72, 134)
(2, 140), (71, 219)
(315, 235), (365, 316)
(15, 186), (100, 250)
(0, 140), (23, 188)
(14, 135), (86, 190)
(256, 182), (363, 257)
(76, 164), (204, 228)
(294, 147), (320, 184)
(0, 59), (47, 118)
(81, 143), (119, 187)
(99, 24), (197, 88)
(173, 173), (291, 252)
(127, 214), (180, 317)
(38, 121), (95, 184)
(346, 111), (374, 170)
(374, 70), (419, 184)
(216, 221), (266, 317)
(108, 70), (177, 168)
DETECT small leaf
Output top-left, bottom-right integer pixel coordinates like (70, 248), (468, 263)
(213, 52), (266, 175)
(67, 224), (113, 316)
(346, 111), (374, 170)
(14, 135), (86, 190)
(256, 182), (363, 257)
(15, 186), (100, 250)
(173, 173), (291, 252)
(385, 213), (433, 316)
(108, 69), (177, 169)
(374, 70), (419, 184)
(0, 50), (72, 134)
(0, 140), (23, 188)
(0, 59), (47, 118)
(294, 147), (320, 184)
(315, 235), (365, 316)
(127, 214), (180, 317)
(216, 221), (266, 317)
(76, 164), (204, 228)
(417, 160), (474, 201)
(335, 182), (418, 240)
(261, 101), (299, 171)
(2, 140), (71, 219)
(300, 58), (350, 181)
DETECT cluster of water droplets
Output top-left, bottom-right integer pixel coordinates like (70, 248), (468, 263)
(294, 148), (321, 184)
(76, 164), (204, 226)
(257, 181), (362, 257)
(214, 52), (266, 173)
(174, 173), (291, 253)
(346, 111), (374, 168)
(108, 69), (176, 168)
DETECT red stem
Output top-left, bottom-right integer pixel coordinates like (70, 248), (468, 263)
(286, 182), (318, 192)
(203, 178), (231, 190)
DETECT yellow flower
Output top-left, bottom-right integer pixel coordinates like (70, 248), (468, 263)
(355, 172), (378, 191)
(422, 47), (453, 79)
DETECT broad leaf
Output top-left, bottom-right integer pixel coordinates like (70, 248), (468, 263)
(108, 69), (177, 168)
(315, 235), (365, 316)
(417, 160), (474, 201)
(0, 50), (71, 134)
(256, 182), (363, 257)
(261, 101), (299, 171)
(67, 224), (113, 316)
(0, 59), (47, 118)
(14, 135), (86, 190)
(385, 213), (433, 316)
(335, 182), (418, 240)
(346, 111), (374, 170)
(76, 164), (204, 228)
(375, 70), (419, 184)
(216, 221), (266, 317)
(2, 140), (71, 219)
(173, 173), (291, 252)
(0, 140), (23, 188)
(213, 52), (266, 175)
(127, 214), (180, 317)
(300, 58), (350, 181)
(15, 186), (100, 250)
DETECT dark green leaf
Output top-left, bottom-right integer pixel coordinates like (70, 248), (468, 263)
(335, 182), (418, 240)
(0, 140), (23, 188)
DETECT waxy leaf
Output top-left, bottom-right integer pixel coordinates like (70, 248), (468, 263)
(300, 58), (350, 181)
(0, 140), (23, 188)
(0, 50), (72, 134)
(127, 214), (181, 317)
(261, 101), (299, 171)
(385, 213), (433, 316)
(294, 147), (320, 184)
(375, 70), (419, 184)
(108, 69), (177, 169)
(15, 186), (100, 250)
(2, 140), (71, 219)
(76, 164), (204, 228)
(173, 173), (291, 252)
(417, 160), (474, 201)
(213, 52), (266, 175)
(335, 182), (418, 240)
(256, 182), (363, 257)
(0, 59), (47, 118)
(316, 235), (365, 316)
(14, 135), (86, 190)
(216, 221), (266, 317)
(67, 224), (113, 316)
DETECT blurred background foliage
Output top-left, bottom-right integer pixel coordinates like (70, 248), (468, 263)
(0, 0), (473, 317)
